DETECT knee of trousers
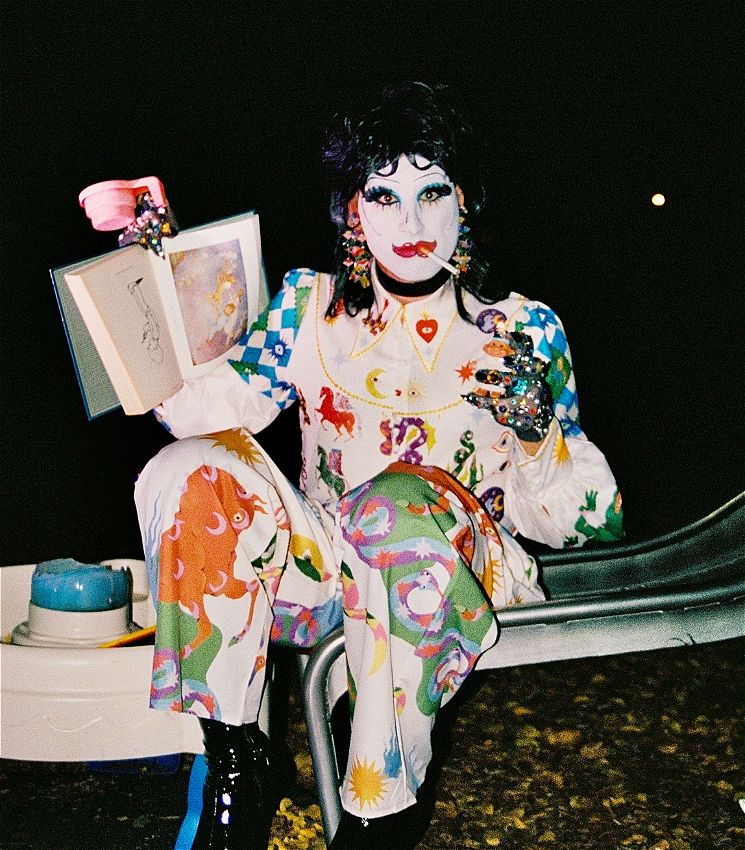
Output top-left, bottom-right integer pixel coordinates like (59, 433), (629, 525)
(135, 436), (271, 509)
(339, 465), (471, 540)
(340, 464), (461, 524)
(135, 436), (285, 596)
(133, 436), (284, 563)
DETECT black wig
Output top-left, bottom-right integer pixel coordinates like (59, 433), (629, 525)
(322, 82), (499, 319)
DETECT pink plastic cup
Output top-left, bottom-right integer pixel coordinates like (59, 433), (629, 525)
(78, 177), (167, 231)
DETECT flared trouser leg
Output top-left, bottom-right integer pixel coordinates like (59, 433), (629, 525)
(334, 463), (501, 818)
(135, 433), (524, 822)
(134, 429), (342, 725)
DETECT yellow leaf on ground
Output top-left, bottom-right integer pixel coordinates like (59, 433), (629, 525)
(580, 741), (608, 760)
(542, 770), (564, 787)
(435, 799), (459, 818)
(546, 729), (581, 746)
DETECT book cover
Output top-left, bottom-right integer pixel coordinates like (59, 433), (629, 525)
(51, 256), (122, 419)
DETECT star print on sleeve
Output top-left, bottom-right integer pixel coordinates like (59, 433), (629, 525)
(455, 359), (477, 384)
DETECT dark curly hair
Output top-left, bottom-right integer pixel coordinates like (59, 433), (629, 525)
(322, 82), (501, 321)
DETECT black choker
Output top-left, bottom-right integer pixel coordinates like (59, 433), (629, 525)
(375, 264), (451, 297)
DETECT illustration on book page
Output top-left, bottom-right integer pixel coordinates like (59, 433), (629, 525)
(169, 239), (249, 366)
(128, 277), (165, 364)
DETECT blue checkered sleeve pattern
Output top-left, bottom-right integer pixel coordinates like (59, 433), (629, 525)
(523, 303), (582, 437)
(229, 268), (315, 411)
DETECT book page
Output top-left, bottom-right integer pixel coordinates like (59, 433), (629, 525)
(65, 247), (183, 414)
(160, 212), (267, 379)
(168, 238), (248, 366)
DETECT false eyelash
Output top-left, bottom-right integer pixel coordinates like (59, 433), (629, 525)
(418, 183), (453, 202)
(362, 186), (400, 204)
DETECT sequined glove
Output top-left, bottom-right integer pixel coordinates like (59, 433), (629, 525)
(463, 331), (554, 442)
(118, 191), (178, 257)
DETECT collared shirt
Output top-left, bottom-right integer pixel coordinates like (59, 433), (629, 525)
(158, 268), (622, 550)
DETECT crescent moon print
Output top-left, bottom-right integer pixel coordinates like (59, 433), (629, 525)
(206, 511), (228, 535)
(365, 368), (390, 399)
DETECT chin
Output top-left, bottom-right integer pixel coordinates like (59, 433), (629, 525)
(380, 259), (437, 282)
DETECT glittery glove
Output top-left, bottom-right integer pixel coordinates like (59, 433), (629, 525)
(118, 192), (178, 257)
(463, 331), (554, 442)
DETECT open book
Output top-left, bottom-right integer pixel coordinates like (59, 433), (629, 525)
(52, 211), (268, 418)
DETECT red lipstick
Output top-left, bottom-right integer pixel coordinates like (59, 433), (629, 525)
(392, 240), (437, 258)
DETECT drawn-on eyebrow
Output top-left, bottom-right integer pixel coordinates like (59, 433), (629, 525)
(362, 185), (400, 203)
(418, 183), (453, 199)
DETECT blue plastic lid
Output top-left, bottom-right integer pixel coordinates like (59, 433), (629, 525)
(31, 559), (130, 612)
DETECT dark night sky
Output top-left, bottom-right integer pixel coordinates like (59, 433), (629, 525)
(1, 1), (743, 566)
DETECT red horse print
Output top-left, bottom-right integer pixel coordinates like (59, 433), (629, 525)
(159, 465), (267, 659)
(316, 386), (356, 439)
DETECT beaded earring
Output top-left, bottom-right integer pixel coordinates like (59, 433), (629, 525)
(342, 212), (372, 288)
(451, 205), (472, 276)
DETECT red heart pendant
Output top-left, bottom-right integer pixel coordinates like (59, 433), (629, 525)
(416, 318), (438, 343)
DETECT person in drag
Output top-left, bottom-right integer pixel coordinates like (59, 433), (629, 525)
(135, 82), (623, 849)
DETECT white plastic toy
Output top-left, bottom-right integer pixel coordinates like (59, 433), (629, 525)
(0, 559), (203, 762)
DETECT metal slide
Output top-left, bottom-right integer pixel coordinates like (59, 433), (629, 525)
(302, 491), (745, 840)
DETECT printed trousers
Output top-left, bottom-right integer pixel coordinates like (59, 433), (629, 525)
(135, 429), (509, 817)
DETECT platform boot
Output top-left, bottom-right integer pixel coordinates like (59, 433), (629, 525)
(191, 718), (278, 850)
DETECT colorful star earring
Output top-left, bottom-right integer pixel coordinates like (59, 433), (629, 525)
(451, 205), (472, 276)
(343, 212), (372, 288)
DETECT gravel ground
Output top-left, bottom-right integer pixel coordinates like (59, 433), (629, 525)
(1, 638), (743, 850)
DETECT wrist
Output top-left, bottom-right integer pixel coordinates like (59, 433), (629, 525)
(517, 434), (544, 456)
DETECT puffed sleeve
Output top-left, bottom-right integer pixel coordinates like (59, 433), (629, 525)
(155, 269), (315, 439)
(498, 302), (623, 549)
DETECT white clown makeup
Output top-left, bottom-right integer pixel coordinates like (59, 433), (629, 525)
(357, 153), (461, 282)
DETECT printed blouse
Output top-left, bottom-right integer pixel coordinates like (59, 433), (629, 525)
(157, 268), (623, 549)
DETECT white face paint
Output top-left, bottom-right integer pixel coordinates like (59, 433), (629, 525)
(358, 153), (461, 282)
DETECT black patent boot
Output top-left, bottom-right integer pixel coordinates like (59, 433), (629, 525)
(191, 719), (277, 850)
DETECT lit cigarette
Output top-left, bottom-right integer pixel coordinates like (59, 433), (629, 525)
(418, 246), (460, 275)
